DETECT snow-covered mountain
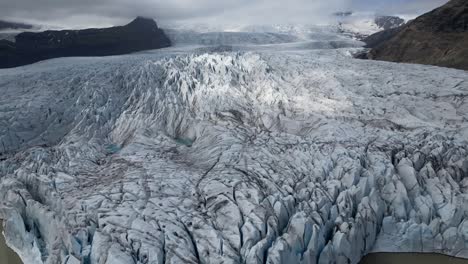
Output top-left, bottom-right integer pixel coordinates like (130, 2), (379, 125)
(333, 12), (406, 39)
(374, 16), (405, 30)
(0, 22), (468, 264)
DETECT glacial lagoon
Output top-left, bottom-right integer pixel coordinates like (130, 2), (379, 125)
(360, 252), (468, 264)
(0, 220), (22, 264)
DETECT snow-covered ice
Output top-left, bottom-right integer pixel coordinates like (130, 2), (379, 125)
(0, 26), (468, 264)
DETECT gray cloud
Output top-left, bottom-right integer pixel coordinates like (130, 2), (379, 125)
(350, 0), (449, 15)
(0, 0), (449, 29)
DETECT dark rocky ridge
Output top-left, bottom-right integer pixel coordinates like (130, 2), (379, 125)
(360, 0), (468, 71)
(361, 27), (403, 49)
(0, 17), (171, 68)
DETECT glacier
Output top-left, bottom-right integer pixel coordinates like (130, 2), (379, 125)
(0, 26), (468, 264)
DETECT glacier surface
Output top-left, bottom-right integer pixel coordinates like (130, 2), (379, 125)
(0, 27), (468, 264)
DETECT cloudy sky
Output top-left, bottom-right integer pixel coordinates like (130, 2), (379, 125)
(0, 0), (449, 28)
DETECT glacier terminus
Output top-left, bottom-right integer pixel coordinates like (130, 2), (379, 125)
(1, 24), (468, 264)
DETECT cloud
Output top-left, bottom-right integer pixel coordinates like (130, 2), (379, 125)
(0, 0), (449, 29)
(351, 0), (449, 15)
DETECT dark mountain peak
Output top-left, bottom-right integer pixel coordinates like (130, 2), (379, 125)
(127, 17), (159, 29)
(0, 17), (171, 68)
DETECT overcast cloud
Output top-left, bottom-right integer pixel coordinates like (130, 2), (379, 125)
(0, 0), (449, 28)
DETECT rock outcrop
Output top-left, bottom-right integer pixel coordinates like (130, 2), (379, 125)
(0, 17), (171, 68)
(361, 0), (468, 71)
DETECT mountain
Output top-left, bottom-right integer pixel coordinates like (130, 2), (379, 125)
(360, 26), (402, 49)
(374, 16), (405, 30)
(336, 13), (405, 40)
(361, 0), (468, 70)
(0, 33), (17, 42)
(0, 20), (33, 30)
(0, 17), (171, 68)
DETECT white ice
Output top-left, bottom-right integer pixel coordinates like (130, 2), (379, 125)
(0, 25), (468, 264)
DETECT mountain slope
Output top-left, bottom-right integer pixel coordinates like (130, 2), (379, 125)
(0, 17), (171, 68)
(363, 0), (468, 70)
